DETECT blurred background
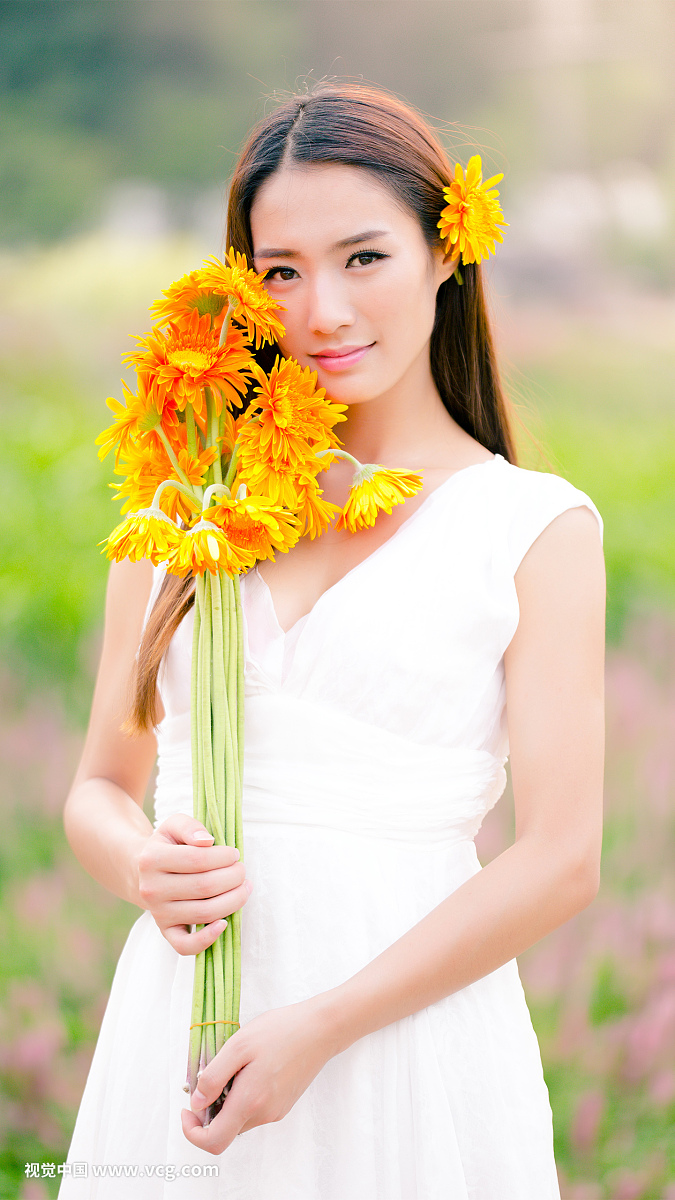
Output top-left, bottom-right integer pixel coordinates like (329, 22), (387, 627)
(1, 1), (674, 1197)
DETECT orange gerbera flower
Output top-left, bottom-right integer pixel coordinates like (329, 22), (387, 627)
(95, 378), (180, 464)
(103, 508), (182, 566)
(163, 521), (255, 579)
(149, 270), (230, 330)
(437, 154), (508, 266)
(123, 309), (252, 421)
(200, 248), (287, 349)
(203, 493), (301, 562)
(336, 465), (424, 532)
(241, 356), (346, 470)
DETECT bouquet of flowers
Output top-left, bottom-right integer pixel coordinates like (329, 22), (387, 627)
(96, 247), (424, 1123)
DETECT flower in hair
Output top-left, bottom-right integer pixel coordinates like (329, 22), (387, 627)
(438, 154), (508, 267)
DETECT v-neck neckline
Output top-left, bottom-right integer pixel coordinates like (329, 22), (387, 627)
(253, 454), (503, 639)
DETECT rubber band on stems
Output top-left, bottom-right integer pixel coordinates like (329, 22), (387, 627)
(189, 1019), (240, 1031)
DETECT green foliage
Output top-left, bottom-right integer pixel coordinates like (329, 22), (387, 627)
(0, 0), (300, 244)
(509, 330), (675, 640)
(589, 959), (631, 1026)
(0, 363), (112, 721)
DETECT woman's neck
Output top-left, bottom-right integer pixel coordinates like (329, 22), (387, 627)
(329, 349), (479, 470)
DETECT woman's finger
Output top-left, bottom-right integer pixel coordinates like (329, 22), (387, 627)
(154, 813), (218, 846)
(143, 860), (247, 904)
(158, 879), (252, 928)
(166, 918), (229, 956)
(142, 839), (241, 875)
(181, 1042), (255, 1153)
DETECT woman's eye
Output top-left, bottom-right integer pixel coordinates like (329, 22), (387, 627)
(264, 250), (387, 281)
(264, 266), (296, 282)
(347, 250), (387, 267)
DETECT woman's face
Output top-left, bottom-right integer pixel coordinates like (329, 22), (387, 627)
(249, 163), (457, 406)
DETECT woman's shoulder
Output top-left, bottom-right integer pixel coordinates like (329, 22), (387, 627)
(476, 454), (603, 573)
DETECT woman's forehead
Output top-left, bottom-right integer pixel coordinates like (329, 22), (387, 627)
(250, 164), (409, 251)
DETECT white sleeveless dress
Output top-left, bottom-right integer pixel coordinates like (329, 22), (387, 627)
(59, 453), (602, 1200)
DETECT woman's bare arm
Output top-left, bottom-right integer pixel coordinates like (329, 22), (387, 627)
(312, 503), (606, 1053)
(63, 557), (160, 907)
(63, 557), (253, 953)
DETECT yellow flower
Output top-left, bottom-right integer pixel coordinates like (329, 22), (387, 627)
(203, 494), (301, 562)
(200, 248), (287, 349)
(238, 355), (346, 477)
(232, 459), (304, 510)
(103, 508), (182, 566)
(95, 378), (179, 464)
(112, 442), (174, 515)
(163, 521), (255, 579)
(293, 476), (342, 539)
(112, 435), (213, 522)
(336, 465), (424, 532)
(123, 309), (252, 423)
(437, 155), (508, 266)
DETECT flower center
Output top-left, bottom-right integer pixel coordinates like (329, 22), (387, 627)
(166, 347), (215, 376)
(269, 386), (299, 430)
(220, 511), (268, 553)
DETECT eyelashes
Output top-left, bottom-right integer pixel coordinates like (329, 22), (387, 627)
(263, 248), (389, 282)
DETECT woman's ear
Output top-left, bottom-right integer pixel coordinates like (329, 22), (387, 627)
(433, 243), (459, 288)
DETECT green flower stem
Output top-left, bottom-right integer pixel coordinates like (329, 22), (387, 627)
(205, 388), (223, 486)
(216, 387), (227, 475)
(232, 573), (244, 1024)
(212, 920), (227, 1057)
(186, 406), (197, 457)
(187, 555), (245, 1103)
(211, 569), (236, 1058)
(223, 446), (239, 491)
(188, 584), (205, 1093)
(188, 943), (207, 1093)
(199, 574), (225, 845)
(194, 580), (206, 838)
(226, 577), (239, 787)
(151, 478), (201, 515)
(202, 483), (231, 513)
(209, 570), (228, 1059)
(156, 426), (194, 490)
(218, 296), (238, 348)
(210, 571), (226, 835)
(221, 579), (237, 853)
(222, 573), (237, 1043)
(205, 945), (216, 1064)
(233, 575), (245, 784)
(315, 446), (362, 471)
(203, 389), (215, 491)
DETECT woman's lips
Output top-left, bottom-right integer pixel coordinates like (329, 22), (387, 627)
(311, 344), (374, 371)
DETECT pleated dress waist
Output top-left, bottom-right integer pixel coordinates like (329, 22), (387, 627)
(153, 692), (506, 849)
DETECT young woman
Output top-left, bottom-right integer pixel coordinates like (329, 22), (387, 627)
(60, 83), (605, 1199)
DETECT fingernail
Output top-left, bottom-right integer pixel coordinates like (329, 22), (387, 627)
(193, 831), (213, 842)
(232, 848), (240, 860)
(245, 879), (253, 893)
(192, 1089), (207, 1108)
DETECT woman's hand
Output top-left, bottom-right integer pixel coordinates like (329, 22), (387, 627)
(135, 813), (252, 955)
(180, 997), (337, 1153)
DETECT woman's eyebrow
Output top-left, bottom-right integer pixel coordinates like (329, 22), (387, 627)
(254, 229), (391, 260)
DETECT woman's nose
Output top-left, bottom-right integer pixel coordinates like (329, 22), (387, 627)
(305, 272), (355, 335)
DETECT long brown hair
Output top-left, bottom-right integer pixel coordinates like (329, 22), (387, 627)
(129, 80), (516, 732)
